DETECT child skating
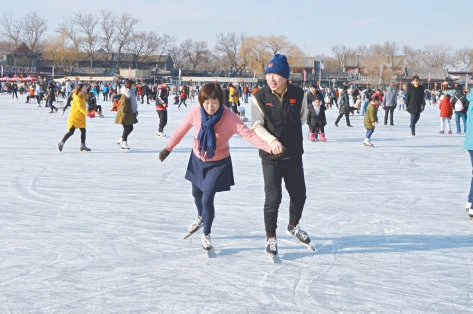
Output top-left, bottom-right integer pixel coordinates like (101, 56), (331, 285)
(363, 95), (380, 147)
(306, 98), (327, 142)
(438, 94), (453, 134)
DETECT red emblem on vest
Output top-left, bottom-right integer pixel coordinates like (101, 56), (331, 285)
(265, 102), (274, 107)
(289, 98), (296, 104)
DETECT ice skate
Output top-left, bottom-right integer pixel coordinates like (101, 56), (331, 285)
(183, 216), (203, 239)
(466, 202), (473, 218)
(120, 141), (130, 150)
(80, 144), (91, 152)
(188, 215), (203, 233)
(363, 138), (374, 147)
(265, 237), (278, 256)
(57, 141), (64, 152)
(201, 234), (213, 250)
(287, 224), (311, 245)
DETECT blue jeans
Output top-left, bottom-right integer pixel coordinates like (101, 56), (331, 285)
(361, 101), (369, 115)
(468, 151), (473, 203)
(365, 129), (374, 139)
(455, 112), (467, 133)
(410, 112), (421, 134)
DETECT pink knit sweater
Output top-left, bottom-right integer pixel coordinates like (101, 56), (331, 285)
(165, 106), (272, 161)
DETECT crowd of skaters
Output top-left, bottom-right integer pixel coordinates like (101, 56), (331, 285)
(3, 70), (473, 227)
(302, 80), (469, 139)
(1, 76), (470, 146)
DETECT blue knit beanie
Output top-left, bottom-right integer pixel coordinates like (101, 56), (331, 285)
(265, 54), (290, 79)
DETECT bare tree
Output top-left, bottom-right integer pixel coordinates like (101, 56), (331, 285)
(23, 12), (47, 52)
(57, 20), (82, 58)
(127, 31), (159, 69)
(240, 36), (273, 76)
(168, 44), (187, 74)
(115, 13), (140, 69)
(331, 45), (351, 71)
(237, 42), (253, 76)
(264, 35), (291, 55)
(215, 32), (246, 75)
(155, 33), (175, 57)
(422, 44), (450, 69)
(285, 45), (306, 70)
(0, 13), (23, 50)
(40, 33), (74, 69)
(74, 13), (99, 67)
(181, 39), (210, 72)
(99, 9), (116, 68)
(377, 41), (399, 71)
(455, 48), (473, 71)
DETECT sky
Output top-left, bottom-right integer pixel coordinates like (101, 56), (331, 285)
(2, 0), (472, 56)
(2, 90), (473, 312)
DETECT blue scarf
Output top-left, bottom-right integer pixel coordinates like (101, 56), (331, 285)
(197, 105), (224, 159)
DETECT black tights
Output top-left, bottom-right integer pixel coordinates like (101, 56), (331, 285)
(62, 127), (86, 145)
(122, 124), (133, 141)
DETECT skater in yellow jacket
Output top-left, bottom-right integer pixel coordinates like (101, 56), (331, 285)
(57, 83), (91, 152)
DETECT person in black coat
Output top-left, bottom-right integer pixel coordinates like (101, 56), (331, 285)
(306, 84), (325, 109)
(405, 75), (426, 136)
(46, 82), (57, 113)
(334, 85), (352, 127)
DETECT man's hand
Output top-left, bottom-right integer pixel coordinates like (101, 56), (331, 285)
(270, 140), (285, 155)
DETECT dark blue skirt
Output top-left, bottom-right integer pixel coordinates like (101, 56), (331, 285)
(185, 152), (235, 192)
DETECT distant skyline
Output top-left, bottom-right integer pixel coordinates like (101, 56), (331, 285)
(2, 0), (471, 56)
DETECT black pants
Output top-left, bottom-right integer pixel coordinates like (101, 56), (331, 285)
(178, 99), (187, 108)
(309, 126), (325, 134)
(157, 110), (167, 132)
(261, 156), (307, 237)
(47, 100), (57, 111)
(122, 124), (133, 141)
(62, 127), (86, 145)
(231, 103), (239, 114)
(384, 106), (395, 125)
(335, 112), (351, 126)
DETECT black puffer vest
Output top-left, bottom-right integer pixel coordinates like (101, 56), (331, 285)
(253, 84), (305, 160)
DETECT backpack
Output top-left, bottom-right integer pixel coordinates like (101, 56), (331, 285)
(454, 96), (464, 111)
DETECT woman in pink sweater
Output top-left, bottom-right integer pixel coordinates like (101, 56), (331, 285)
(159, 83), (272, 251)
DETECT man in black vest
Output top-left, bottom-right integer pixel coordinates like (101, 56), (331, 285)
(251, 54), (311, 257)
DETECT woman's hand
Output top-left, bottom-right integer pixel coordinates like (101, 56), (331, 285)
(159, 148), (170, 161)
(270, 140), (285, 155)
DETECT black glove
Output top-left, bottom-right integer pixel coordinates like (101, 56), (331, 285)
(159, 148), (170, 161)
